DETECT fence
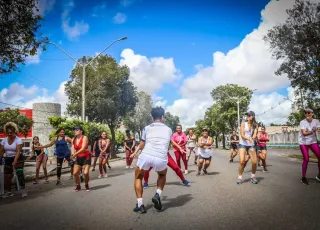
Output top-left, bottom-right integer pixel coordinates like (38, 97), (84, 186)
(268, 131), (299, 148)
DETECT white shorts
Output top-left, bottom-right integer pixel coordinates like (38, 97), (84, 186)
(136, 154), (168, 172)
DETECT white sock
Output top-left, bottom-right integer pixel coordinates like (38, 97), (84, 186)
(137, 198), (143, 207)
(238, 175), (242, 180)
(156, 189), (162, 196)
(251, 174), (255, 178)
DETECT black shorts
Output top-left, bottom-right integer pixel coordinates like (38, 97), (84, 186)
(257, 146), (267, 151)
(231, 144), (238, 150)
(94, 150), (100, 158)
(4, 155), (24, 174)
(76, 155), (91, 166)
(199, 155), (212, 161)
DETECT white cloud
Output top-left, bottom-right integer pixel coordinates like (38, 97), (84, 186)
(0, 82), (68, 115)
(25, 49), (42, 65)
(119, 49), (182, 94)
(167, 0), (300, 128)
(61, 0), (89, 41)
(36, 0), (56, 16)
(250, 87), (295, 125)
(120, 0), (136, 7)
(113, 13), (127, 24)
(92, 2), (107, 17)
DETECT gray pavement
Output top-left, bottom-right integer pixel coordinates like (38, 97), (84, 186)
(0, 149), (320, 230)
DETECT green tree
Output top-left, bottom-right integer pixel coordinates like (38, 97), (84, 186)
(0, 108), (33, 137)
(264, 0), (320, 94)
(123, 91), (153, 138)
(211, 84), (253, 131)
(64, 55), (137, 157)
(164, 112), (180, 132)
(0, 0), (48, 75)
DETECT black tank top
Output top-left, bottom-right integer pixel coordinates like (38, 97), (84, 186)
(125, 138), (134, 149)
(33, 144), (42, 156)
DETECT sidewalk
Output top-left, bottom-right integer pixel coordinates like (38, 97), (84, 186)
(23, 152), (126, 182)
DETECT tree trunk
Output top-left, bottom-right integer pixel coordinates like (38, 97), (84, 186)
(215, 135), (219, 148)
(109, 124), (117, 158)
(222, 133), (226, 149)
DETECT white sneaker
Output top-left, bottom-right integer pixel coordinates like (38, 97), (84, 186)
(103, 174), (108, 178)
(2, 191), (13, 198)
(21, 189), (27, 198)
(130, 166), (134, 169)
(98, 175), (102, 179)
(184, 170), (188, 175)
(125, 166), (129, 169)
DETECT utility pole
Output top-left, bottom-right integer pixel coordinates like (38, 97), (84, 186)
(82, 56), (86, 121)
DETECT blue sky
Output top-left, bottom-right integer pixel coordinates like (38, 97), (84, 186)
(0, 0), (295, 126)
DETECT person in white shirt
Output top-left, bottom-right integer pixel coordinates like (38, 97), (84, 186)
(130, 107), (185, 214)
(0, 122), (27, 198)
(197, 128), (213, 176)
(186, 129), (198, 164)
(298, 108), (320, 185)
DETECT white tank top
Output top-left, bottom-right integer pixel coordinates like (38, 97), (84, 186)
(198, 137), (212, 158)
(239, 122), (254, 146)
(186, 135), (196, 148)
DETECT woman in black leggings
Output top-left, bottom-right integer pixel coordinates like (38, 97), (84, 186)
(39, 128), (73, 185)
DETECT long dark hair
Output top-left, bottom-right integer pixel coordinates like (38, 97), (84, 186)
(32, 136), (40, 151)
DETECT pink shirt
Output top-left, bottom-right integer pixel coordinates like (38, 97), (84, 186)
(257, 132), (268, 147)
(171, 132), (187, 151)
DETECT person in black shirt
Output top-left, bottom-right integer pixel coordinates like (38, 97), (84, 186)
(229, 130), (239, 163)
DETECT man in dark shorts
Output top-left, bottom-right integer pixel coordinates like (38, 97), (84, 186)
(229, 130), (239, 163)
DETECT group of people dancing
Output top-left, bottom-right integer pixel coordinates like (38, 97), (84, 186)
(0, 107), (320, 207)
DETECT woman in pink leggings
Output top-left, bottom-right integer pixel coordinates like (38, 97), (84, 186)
(299, 108), (320, 185)
(172, 125), (188, 174)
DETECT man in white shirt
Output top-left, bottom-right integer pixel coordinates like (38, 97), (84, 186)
(130, 107), (185, 214)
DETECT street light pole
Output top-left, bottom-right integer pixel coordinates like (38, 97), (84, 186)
(47, 36), (128, 121)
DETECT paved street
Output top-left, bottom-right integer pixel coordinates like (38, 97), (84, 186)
(0, 149), (320, 230)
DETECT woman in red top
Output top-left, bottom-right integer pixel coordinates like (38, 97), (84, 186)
(71, 126), (91, 191)
(171, 125), (188, 174)
(257, 126), (269, 172)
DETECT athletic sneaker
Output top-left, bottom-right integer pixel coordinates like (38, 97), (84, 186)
(98, 175), (102, 179)
(143, 183), (148, 189)
(130, 166), (134, 169)
(301, 177), (308, 185)
(184, 170), (188, 175)
(2, 192), (14, 198)
(74, 185), (81, 192)
(125, 166), (129, 169)
(21, 189), (27, 198)
(263, 168), (269, 173)
(103, 174), (108, 178)
(133, 204), (147, 214)
(152, 193), (162, 210)
(236, 178), (242, 184)
(251, 177), (258, 184)
(85, 184), (90, 192)
(316, 175), (320, 182)
(183, 180), (190, 186)
(56, 180), (62, 186)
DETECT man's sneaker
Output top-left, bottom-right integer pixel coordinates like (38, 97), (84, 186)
(301, 177), (308, 185)
(236, 178), (242, 184)
(263, 168), (269, 173)
(21, 189), (27, 198)
(152, 193), (162, 210)
(316, 175), (320, 182)
(251, 177), (258, 184)
(143, 183), (148, 189)
(182, 180), (190, 186)
(85, 184), (90, 192)
(74, 185), (81, 192)
(133, 204), (147, 214)
(56, 180), (62, 186)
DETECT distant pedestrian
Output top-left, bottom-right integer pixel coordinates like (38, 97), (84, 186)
(186, 129), (198, 165)
(197, 128), (213, 176)
(124, 130), (136, 169)
(172, 125), (188, 174)
(98, 131), (110, 178)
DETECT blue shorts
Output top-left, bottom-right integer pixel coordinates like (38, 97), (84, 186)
(239, 144), (255, 152)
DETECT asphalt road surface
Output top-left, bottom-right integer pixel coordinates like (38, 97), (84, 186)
(0, 149), (319, 230)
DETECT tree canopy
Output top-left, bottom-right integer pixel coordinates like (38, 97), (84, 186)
(264, 0), (320, 94)
(0, 0), (47, 75)
(164, 112), (180, 132)
(64, 55), (137, 157)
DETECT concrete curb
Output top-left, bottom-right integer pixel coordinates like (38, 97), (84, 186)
(24, 157), (125, 182)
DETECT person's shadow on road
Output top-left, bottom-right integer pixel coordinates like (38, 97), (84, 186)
(90, 184), (111, 190)
(146, 194), (193, 212)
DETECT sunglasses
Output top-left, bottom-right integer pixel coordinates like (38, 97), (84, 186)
(305, 112), (312, 114)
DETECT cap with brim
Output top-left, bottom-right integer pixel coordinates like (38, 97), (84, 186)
(304, 108), (313, 113)
(246, 111), (255, 117)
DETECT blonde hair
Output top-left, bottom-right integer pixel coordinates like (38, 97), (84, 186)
(4, 122), (18, 133)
